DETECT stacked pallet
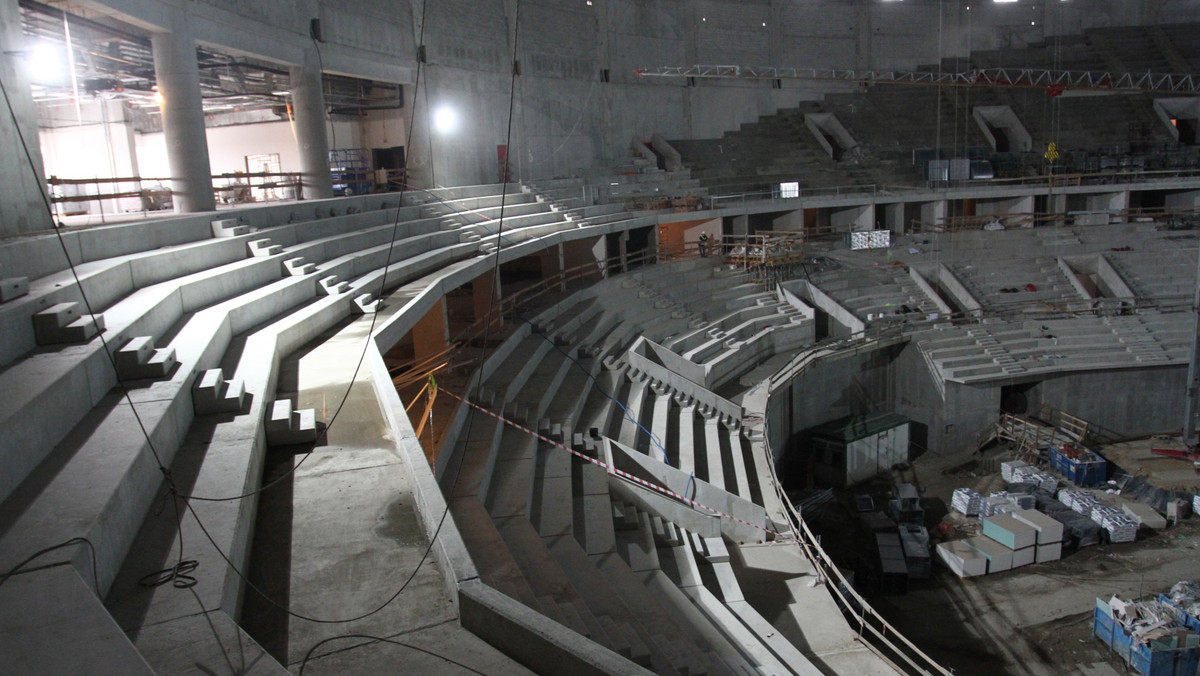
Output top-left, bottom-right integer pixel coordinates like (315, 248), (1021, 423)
(1060, 489), (1139, 543)
(1012, 509), (1064, 563)
(952, 487), (984, 516)
(1091, 505), (1139, 543)
(1001, 460), (1029, 482)
(1011, 465), (1058, 493)
(982, 514), (1038, 568)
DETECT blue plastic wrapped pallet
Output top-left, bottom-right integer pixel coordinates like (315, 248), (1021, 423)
(1094, 597), (1200, 676)
(1050, 444), (1107, 486)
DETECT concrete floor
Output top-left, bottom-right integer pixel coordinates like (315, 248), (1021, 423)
(809, 440), (1200, 676)
(240, 306), (530, 674)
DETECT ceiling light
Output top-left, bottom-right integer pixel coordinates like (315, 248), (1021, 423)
(27, 40), (66, 85)
(433, 105), (457, 133)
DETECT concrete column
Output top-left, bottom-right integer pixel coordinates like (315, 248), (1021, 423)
(472, 269), (501, 329)
(413, 298), (448, 361)
(290, 52), (333, 200)
(151, 16), (215, 213)
(0, 0), (53, 235)
(731, 215), (749, 236)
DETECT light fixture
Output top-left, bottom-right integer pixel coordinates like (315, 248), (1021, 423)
(27, 40), (66, 85)
(433, 105), (458, 133)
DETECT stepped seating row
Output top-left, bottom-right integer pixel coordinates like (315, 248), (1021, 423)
(0, 185), (549, 671)
(917, 312), (1192, 383)
(0, 202), (475, 508)
(810, 265), (941, 323)
(946, 255), (1083, 311)
(1105, 249), (1198, 300)
(439, 257), (822, 673)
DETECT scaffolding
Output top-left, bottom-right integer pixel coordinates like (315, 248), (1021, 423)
(635, 64), (1200, 94)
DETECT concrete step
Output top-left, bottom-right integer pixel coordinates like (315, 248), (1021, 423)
(113, 335), (177, 380)
(0, 275), (29, 302)
(191, 368), (246, 415)
(32, 302), (105, 345)
(263, 398), (318, 446)
(210, 218), (249, 238)
(247, 238), (283, 257)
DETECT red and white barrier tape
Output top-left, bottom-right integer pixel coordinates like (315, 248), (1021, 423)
(443, 389), (797, 544)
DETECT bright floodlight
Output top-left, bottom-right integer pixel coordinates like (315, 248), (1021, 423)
(433, 106), (458, 133)
(28, 40), (66, 85)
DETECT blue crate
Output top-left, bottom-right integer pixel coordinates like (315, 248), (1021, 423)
(1050, 446), (1106, 486)
(1159, 594), (1200, 634)
(1096, 598), (1200, 676)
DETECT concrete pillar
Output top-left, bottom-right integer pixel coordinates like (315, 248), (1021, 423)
(151, 16), (215, 213)
(883, 203), (905, 235)
(413, 298), (448, 361)
(290, 52), (333, 200)
(472, 269), (500, 329)
(0, 0), (53, 235)
(731, 215), (749, 236)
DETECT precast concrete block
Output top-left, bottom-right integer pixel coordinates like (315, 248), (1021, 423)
(210, 219), (248, 238)
(33, 302), (104, 345)
(191, 369), (244, 415)
(114, 336), (177, 380)
(0, 276), (29, 302)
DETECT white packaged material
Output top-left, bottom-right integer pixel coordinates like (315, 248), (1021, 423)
(1001, 460), (1029, 483)
(964, 535), (1014, 573)
(1122, 502), (1167, 530)
(936, 541), (987, 578)
(1011, 509), (1065, 544)
(952, 487), (984, 516)
(1011, 545), (1036, 568)
(982, 513), (1038, 550)
(1090, 505), (1138, 543)
(1035, 541), (1063, 563)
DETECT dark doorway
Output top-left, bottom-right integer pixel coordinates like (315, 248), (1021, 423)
(372, 146), (406, 172)
(1000, 382), (1039, 415)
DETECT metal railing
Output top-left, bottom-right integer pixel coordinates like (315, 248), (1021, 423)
(48, 171), (304, 221)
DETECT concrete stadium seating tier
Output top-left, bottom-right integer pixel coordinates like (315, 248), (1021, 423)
(0, 184), (655, 673)
(435, 254), (889, 674)
(5, 163), (1199, 673)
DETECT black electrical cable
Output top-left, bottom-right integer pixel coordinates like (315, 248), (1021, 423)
(0, 61), (198, 592)
(0, 537), (100, 594)
(298, 633), (488, 676)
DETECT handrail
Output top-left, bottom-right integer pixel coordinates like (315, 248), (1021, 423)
(756, 342), (951, 676)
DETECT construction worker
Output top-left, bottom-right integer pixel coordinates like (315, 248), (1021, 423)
(698, 231), (709, 257)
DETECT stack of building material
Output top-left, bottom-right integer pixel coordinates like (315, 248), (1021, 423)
(982, 492), (1014, 516)
(876, 531), (909, 592)
(1012, 509), (1065, 563)
(1001, 460), (1029, 482)
(1011, 465), (1058, 493)
(963, 535), (1013, 573)
(1090, 505), (1138, 543)
(1193, 494), (1199, 518)
(899, 524), (931, 579)
(982, 514), (1038, 568)
(1037, 493), (1102, 548)
(1122, 501), (1168, 530)
(1059, 489), (1100, 515)
(935, 540), (987, 578)
(952, 487), (984, 516)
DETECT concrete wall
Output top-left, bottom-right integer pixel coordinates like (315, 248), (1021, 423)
(1036, 366), (1187, 438)
(0, 0), (54, 235)
(890, 342), (998, 457)
(10, 0), (1200, 232)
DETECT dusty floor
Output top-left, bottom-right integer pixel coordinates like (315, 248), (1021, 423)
(803, 440), (1200, 676)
